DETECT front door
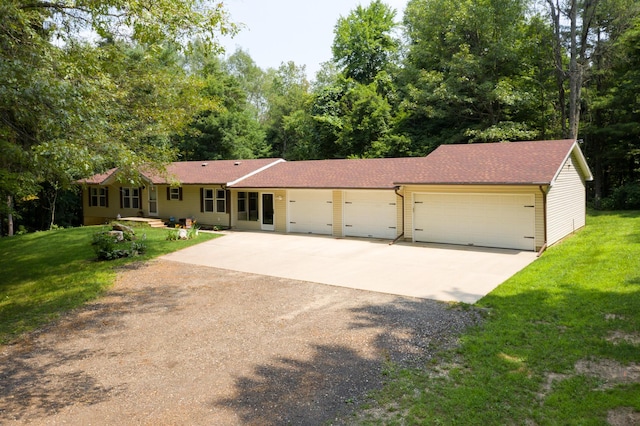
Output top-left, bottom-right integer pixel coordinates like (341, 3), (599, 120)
(148, 186), (158, 216)
(261, 193), (275, 231)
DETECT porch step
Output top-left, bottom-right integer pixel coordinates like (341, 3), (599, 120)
(120, 217), (167, 228)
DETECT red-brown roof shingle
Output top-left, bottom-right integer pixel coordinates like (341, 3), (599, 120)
(230, 157), (433, 189)
(395, 139), (583, 185)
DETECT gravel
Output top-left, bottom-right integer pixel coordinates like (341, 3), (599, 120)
(0, 259), (483, 425)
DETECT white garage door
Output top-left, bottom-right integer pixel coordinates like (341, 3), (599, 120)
(288, 190), (333, 235)
(413, 193), (535, 251)
(344, 190), (398, 239)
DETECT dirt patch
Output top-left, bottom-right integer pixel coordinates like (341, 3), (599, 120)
(0, 259), (482, 425)
(608, 407), (640, 426)
(575, 359), (640, 389)
(607, 330), (640, 346)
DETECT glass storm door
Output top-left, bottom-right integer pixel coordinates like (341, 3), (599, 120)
(261, 193), (275, 231)
(148, 186), (158, 216)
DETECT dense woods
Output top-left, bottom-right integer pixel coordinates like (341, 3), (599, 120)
(2, 0), (639, 234)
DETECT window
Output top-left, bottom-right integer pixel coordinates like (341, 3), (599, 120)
(248, 192), (259, 221)
(238, 191), (258, 221)
(216, 189), (226, 213)
(90, 187), (108, 207)
(237, 192), (247, 220)
(204, 189), (214, 212)
(121, 187), (140, 209)
(170, 187), (181, 200)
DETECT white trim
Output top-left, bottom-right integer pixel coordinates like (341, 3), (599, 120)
(550, 141), (593, 186)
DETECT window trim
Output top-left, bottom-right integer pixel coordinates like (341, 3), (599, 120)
(89, 187), (108, 207)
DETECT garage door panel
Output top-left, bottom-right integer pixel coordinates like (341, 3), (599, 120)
(344, 191), (397, 239)
(288, 190), (333, 235)
(414, 193), (534, 251)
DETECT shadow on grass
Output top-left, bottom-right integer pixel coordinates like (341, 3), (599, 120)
(212, 298), (483, 425)
(0, 283), (187, 422)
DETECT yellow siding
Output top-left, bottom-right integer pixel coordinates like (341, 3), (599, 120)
(274, 190), (287, 232)
(546, 153), (587, 246)
(404, 185), (544, 250)
(333, 190), (343, 237)
(395, 188), (405, 238)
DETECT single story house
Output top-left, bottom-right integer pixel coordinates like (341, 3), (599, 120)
(80, 139), (592, 251)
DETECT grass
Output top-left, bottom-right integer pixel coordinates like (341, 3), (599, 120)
(359, 211), (640, 425)
(0, 223), (219, 344)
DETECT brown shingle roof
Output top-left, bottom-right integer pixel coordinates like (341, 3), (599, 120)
(230, 157), (433, 189)
(79, 168), (118, 185)
(395, 139), (586, 185)
(146, 158), (284, 185)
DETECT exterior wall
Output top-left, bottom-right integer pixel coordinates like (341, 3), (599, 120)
(274, 190), (287, 233)
(229, 189), (287, 232)
(395, 188), (405, 239)
(156, 185), (230, 228)
(82, 184), (231, 227)
(332, 190), (343, 237)
(546, 153), (587, 246)
(82, 184), (142, 225)
(403, 185), (545, 250)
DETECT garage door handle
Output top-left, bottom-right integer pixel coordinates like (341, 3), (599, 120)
(524, 236), (535, 239)
(290, 221), (296, 224)
(389, 203), (396, 205)
(415, 201), (423, 204)
(327, 201), (332, 203)
(345, 201), (352, 204)
(524, 205), (535, 208)
(345, 224), (353, 227)
(289, 200), (296, 203)
(415, 228), (423, 231)
(389, 227), (396, 229)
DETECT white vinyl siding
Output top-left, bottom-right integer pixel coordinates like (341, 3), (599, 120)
(546, 153), (586, 246)
(343, 190), (399, 239)
(287, 190), (333, 235)
(413, 193), (536, 251)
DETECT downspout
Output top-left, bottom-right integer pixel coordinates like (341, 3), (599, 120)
(390, 186), (405, 245)
(538, 185), (548, 257)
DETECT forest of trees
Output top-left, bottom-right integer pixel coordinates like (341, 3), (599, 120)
(2, 0), (640, 234)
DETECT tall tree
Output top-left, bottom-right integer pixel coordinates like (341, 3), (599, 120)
(546, 0), (601, 138)
(0, 0), (234, 234)
(332, 0), (400, 84)
(401, 0), (547, 151)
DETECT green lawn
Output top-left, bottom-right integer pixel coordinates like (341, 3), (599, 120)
(357, 210), (640, 425)
(0, 223), (219, 344)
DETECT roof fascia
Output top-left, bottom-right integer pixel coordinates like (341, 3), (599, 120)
(226, 159), (286, 187)
(550, 141), (594, 185)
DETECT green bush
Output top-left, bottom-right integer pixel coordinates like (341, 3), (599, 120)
(600, 182), (640, 210)
(92, 230), (147, 260)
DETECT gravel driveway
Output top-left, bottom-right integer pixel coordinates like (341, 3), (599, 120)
(0, 259), (482, 425)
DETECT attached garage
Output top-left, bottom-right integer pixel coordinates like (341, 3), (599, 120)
(413, 193), (536, 251)
(343, 190), (398, 239)
(287, 190), (333, 235)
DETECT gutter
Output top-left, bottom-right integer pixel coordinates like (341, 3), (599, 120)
(538, 185), (548, 257)
(389, 186), (405, 245)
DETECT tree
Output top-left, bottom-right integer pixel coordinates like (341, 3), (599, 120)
(400, 0), (548, 151)
(332, 0), (400, 84)
(545, 0), (601, 138)
(0, 0), (234, 234)
(263, 62), (312, 158)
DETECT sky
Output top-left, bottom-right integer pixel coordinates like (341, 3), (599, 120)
(220, 0), (408, 80)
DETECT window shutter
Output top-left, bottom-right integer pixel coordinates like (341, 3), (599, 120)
(179, 187), (183, 201)
(226, 190), (230, 214)
(200, 188), (204, 212)
(105, 188), (109, 208)
(119, 187), (123, 209)
(167, 187), (170, 201)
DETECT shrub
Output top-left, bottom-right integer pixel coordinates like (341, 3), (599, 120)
(92, 230), (147, 260)
(600, 182), (640, 210)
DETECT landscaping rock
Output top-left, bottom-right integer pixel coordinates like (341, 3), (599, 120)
(112, 223), (135, 235)
(106, 230), (124, 242)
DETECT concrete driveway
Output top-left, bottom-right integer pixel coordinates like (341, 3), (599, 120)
(162, 232), (538, 303)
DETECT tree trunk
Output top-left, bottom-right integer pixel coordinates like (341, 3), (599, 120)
(568, 0), (582, 139)
(49, 188), (58, 230)
(7, 195), (14, 237)
(547, 0), (568, 137)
